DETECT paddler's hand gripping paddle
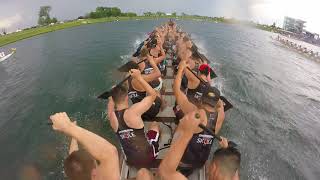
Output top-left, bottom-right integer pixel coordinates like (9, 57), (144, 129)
(118, 59), (147, 72)
(121, 33), (156, 72)
(97, 75), (131, 99)
(195, 113), (237, 148)
(99, 57), (149, 99)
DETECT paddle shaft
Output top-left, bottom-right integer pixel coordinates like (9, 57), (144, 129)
(198, 123), (221, 141)
(186, 67), (206, 84)
(117, 75), (131, 87)
(97, 75), (131, 99)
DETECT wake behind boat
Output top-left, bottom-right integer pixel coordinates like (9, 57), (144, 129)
(0, 48), (16, 62)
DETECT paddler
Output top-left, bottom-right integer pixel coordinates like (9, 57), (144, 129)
(50, 112), (157, 180)
(107, 69), (160, 168)
(148, 38), (167, 76)
(173, 60), (226, 176)
(49, 112), (120, 180)
(159, 111), (241, 180)
(185, 62), (215, 104)
(130, 48), (163, 121)
(173, 49), (215, 121)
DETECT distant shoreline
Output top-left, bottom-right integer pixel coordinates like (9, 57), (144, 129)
(0, 17), (143, 47)
(0, 15), (277, 47)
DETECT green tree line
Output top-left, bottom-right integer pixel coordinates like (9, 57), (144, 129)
(86, 7), (137, 19)
(85, 7), (180, 19)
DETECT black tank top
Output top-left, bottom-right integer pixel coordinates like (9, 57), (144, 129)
(142, 61), (160, 89)
(180, 111), (218, 168)
(186, 81), (210, 104)
(158, 60), (166, 73)
(128, 77), (146, 104)
(150, 50), (166, 73)
(115, 109), (152, 165)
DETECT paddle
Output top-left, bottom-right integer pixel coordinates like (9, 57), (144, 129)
(132, 41), (145, 57)
(97, 75), (131, 99)
(120, 35), (156, 72)
(219, 96), (233, 112)
(186, 67), (233, 112)
(118, 59), (147, 72)
(133, 34), (154, 57)
(190, 42), (212, 64)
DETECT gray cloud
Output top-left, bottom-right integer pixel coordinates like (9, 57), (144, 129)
(1, 1), (319, 38)
(0, 0), (254, 32)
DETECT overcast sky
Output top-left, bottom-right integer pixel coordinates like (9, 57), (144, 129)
(1, 0), (319, 33)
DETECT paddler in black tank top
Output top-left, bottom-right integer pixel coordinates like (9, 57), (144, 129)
(173, 46), (216, 120)
(129, 48), (163, 121)
(148, 38), (167, 76)
(185, 62), (215, 104)
(107, 69), (160, 168)
(174, 60), (225, 176)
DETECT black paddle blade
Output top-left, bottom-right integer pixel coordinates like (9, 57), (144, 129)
(97, 90), (111, 99)
(220, 96), (233, 112)
(132, 41), (145, 57)
(210, 69), (218, 79)
(118, 61), (138, 72)
(228, 141), (238, 148)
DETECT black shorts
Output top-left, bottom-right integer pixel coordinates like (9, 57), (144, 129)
(142, 96), (161, 121)
(177, 165), (194, 177)
(127, 130), (160, 168)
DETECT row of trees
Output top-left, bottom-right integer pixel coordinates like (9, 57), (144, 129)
(86, 7), (137, 19)
(143, 12), (168, 16)
(85, 7), (182, 19)
(34, 5), (223, 26)
(85, 8), (225, 19)
(143, 12), (177, 16)
(38, 6), (58, 26)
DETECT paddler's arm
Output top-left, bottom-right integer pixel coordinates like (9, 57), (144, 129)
(131, 55), (161, 90)
(141, 55), (161, 82)
(107, 96), (118, 132)
(68, 121), (79, 155)
(174, 60), (197, 114)
(182, 50), (200, 87)
(159, 111), (200, 180)
(214, 99), (225, 134)
(184, 62), (200, 88)
(50, 112), (120, 180)
(153, 47), (166, 64)
(128, 69), (157, 116)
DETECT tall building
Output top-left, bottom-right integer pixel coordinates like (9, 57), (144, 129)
(283, 16), (306, 34)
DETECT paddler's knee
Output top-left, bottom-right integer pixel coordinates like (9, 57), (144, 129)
(136, 168), (153, 180)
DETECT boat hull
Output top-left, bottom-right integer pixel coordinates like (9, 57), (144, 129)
(0, 51), (15, 62)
